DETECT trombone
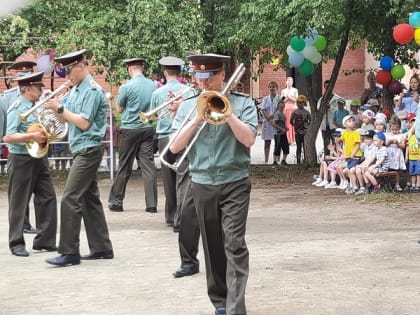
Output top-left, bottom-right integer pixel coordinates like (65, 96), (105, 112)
(139, 85), (196, 124)
(160, 63), (246, 171)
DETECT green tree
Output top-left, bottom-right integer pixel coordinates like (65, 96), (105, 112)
(200, 0), (418, 165)
(0, 0), (204, 85)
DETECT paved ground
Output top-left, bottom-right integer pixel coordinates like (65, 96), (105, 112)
(1, 171), (420, 315)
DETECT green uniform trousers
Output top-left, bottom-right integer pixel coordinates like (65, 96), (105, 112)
(177, 168), (200, 270)
(158, 136), (177, 224)
(191, 177), (250, 315)
(8, 153), (57, 252)
(108, 127), (157, 209)
(59, 146), (113, 255)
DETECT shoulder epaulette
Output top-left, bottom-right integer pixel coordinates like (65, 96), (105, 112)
(7, 100), (21, 113)
(89, 80), (103, 91)
(3, 87), (19, 95)
(230, 91), (250, 97)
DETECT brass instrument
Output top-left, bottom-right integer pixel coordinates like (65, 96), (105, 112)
(160, 63), (246, 171)
(139, 86), (196, 124)
(21, 80), (71, 158)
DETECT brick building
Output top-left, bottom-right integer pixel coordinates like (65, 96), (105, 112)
(2, 47), (413, 102)
(251, 48), (367, 101)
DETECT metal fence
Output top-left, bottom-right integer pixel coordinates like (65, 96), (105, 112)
(0, 139), (116, 180)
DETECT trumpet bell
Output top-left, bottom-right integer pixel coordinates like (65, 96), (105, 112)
(197, 91), (232, 125)
(25, 123), (49, 158)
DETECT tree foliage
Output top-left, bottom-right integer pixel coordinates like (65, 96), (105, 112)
(0, 0), (204, 84)
(1, 0), (419, 164)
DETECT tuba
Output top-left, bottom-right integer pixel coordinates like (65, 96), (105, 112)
(20, 80), (71, 158)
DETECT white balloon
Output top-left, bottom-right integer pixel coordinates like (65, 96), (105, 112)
(302, 45), (318, 60)
(309, 52), (322, 64)
(0, 0), (32, 17)
(286, 45), (295, 56)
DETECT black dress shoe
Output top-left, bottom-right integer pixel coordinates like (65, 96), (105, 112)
(145, 207), (157, 213)
(80, 250), (114, 260)
(23, 226), (37, 234)
(33, 245), (58, 252)
(215, 307), (226, 315)
(173, 225), (180, 233)
(45, 254), (80, 266)
(12, 248), (29, 257)
(109, 204), (123, 212)
(172, 266), (199, 278)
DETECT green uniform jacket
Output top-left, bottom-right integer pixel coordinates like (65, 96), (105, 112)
(117, 74), (156, 129)
(65, 75), (107, 153)
(172, 92), (258, 185)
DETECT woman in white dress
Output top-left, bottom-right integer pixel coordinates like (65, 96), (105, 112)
(261, 81), (279, 164)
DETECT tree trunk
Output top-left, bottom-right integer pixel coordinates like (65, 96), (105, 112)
(303, 0), (355, 166)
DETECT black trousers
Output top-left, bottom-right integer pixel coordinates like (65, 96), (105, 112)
(296, 133), (305, 162)
(59, 147), (113, 255)
(177, 168), (200, 270)
(191, 178), (250, 315)
(322, 126), (335, 155)
(8, 153), (57, 252)
(158, 137), (177, 224)
(109, 127), (157, 209)
(274, 133), (289, 156)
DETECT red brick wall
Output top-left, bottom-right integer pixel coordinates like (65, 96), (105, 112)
(257, 48), (366, 101)
(2, 49), (367, 102)
(0, 65), (114, 94)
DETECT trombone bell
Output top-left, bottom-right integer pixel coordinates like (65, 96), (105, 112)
(197, 91), (232, 125)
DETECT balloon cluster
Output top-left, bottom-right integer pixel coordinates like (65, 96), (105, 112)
(392, 11), (420, 46)
(376, 56), (404, 95)
(286, 29), (327, 76)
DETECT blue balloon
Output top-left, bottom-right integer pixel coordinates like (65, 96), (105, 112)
(304, 28), (319, 45)
(379, 56), (394, 70)
(288, 51), (304, 67)
(409, 11), (420, 28)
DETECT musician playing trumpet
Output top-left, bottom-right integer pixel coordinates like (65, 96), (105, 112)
(3, 71), (57, 257)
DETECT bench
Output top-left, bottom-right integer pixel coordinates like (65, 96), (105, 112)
(375, 171), (399, 191)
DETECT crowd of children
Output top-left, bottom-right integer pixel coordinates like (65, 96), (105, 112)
(312, 99), (419, 194)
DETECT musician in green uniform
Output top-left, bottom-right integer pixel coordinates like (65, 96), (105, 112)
(150, 56), (187, 228)
(4, 71), (57, 257)
(170, 54), (258, 315)
(45, 49), (113, 266)
(0, 60), (38, 234)
(108, 57), (157, 213)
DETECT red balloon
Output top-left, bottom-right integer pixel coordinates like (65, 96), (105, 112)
(388, 80), (403, 95)
(376, 70), (392, 85)
(393, 23), (414, 44)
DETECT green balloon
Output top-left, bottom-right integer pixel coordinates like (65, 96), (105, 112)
(299, 59), (314, 76)
(290, 36), (306, 52)
(390, 64), (405, 80)
(314, 35), (327, 51)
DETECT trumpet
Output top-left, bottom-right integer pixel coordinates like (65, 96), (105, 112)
(20, 80), (72, 158)
(139, 85), (196, 124)
(160, 63), (246, 171)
